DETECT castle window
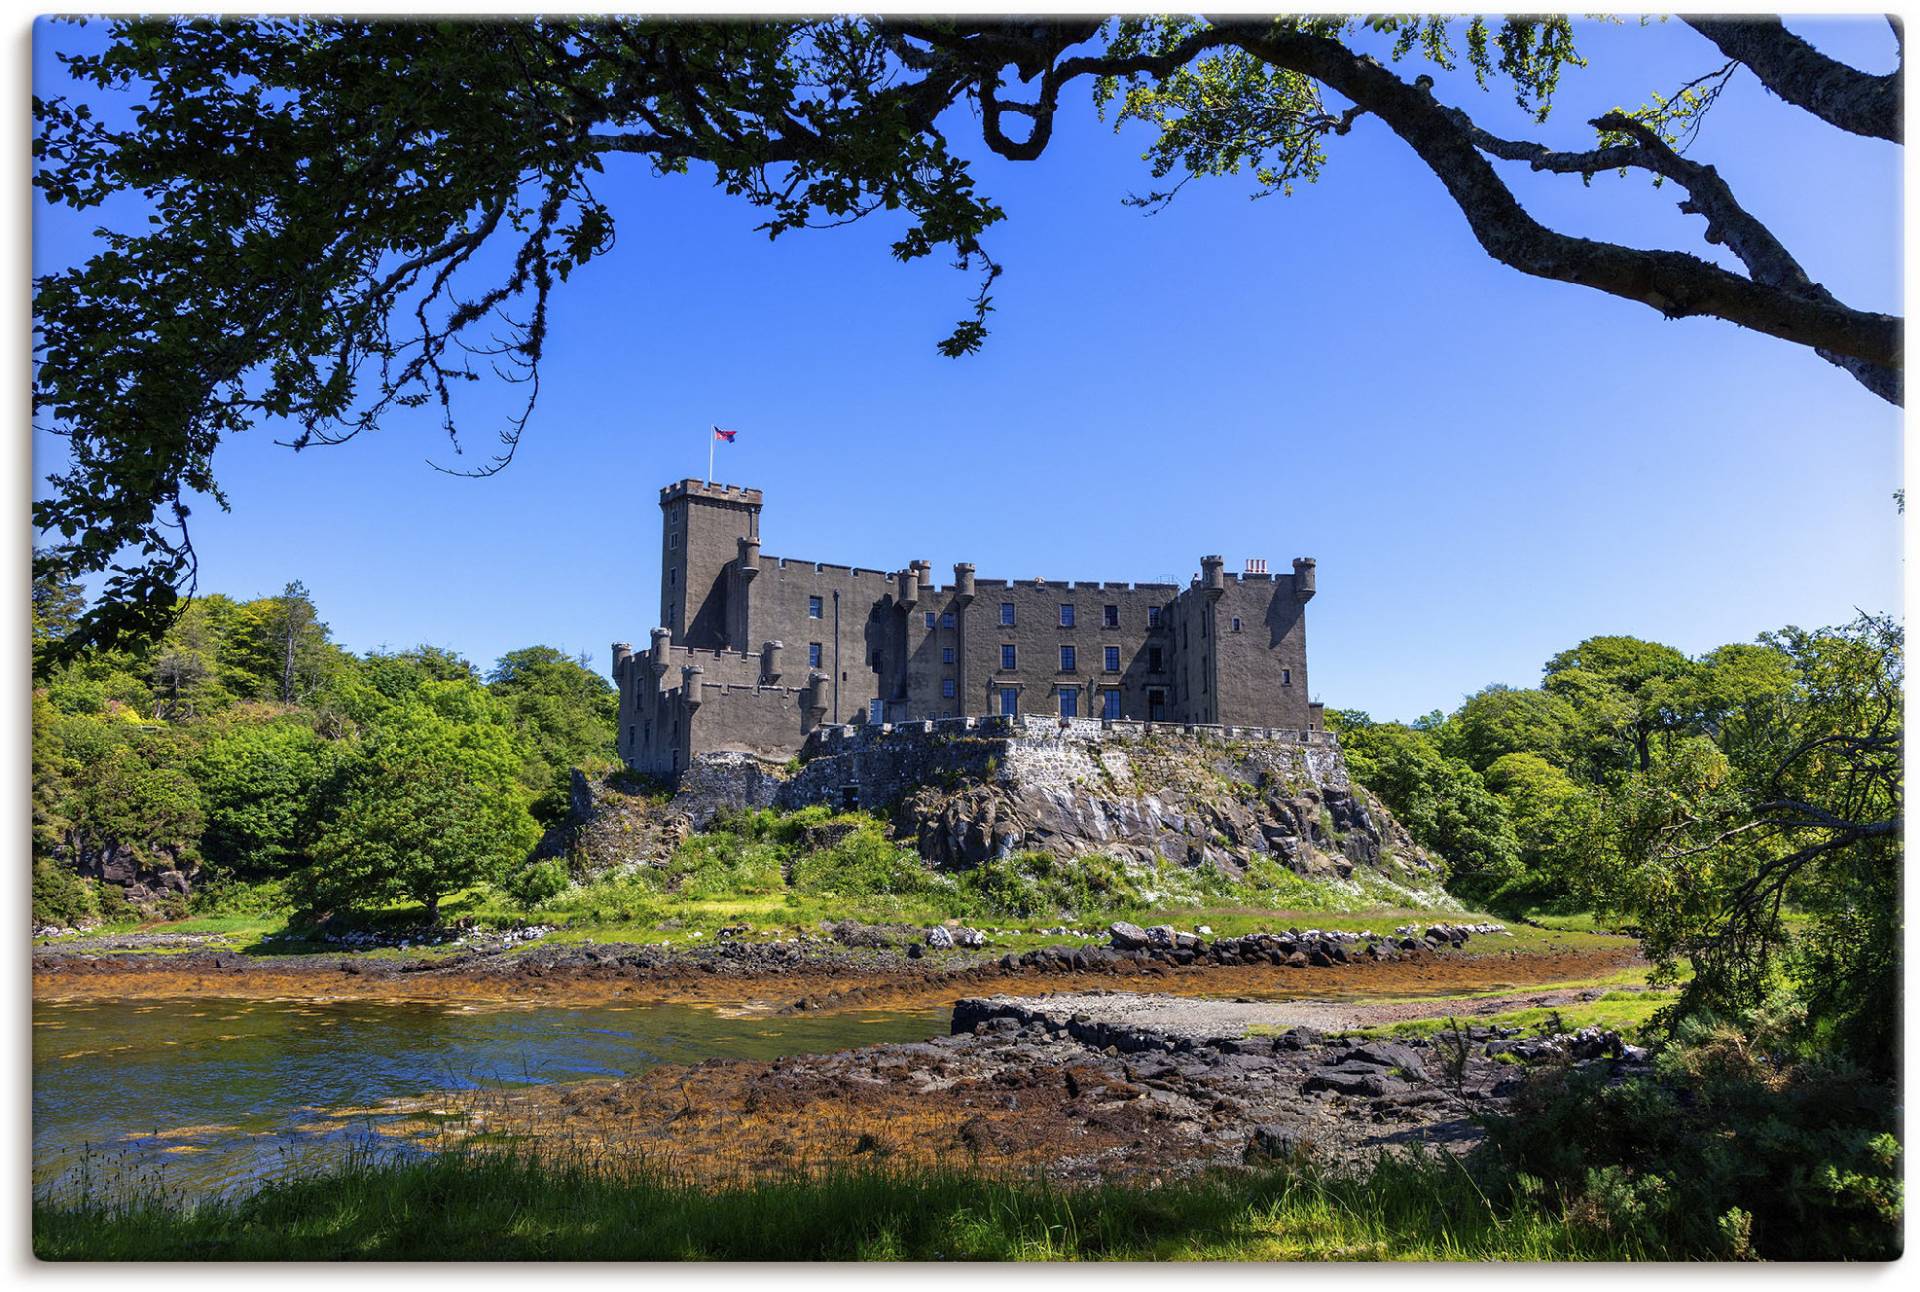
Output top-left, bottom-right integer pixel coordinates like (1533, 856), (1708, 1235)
(1059, 604), (1076, 628)
(1060, 645), (1076, 672)
(941, 612), (956, 629)
(808, 596), (823, 619)
(1148, 606), (1161, 628)
(999, 688), (1019, 716)
(1001, 644), (1017, 670)
(942, 647), (954, 664)
(1058, 690), (1078, 718)
(1103, 689), (1122, 720)
(942, 678), (956, 699)
(1148, 646), (1164, 672)
(808, 642), (823, 668)
(1000, 602), (1016, 626)
(1232, 617), (1242, 633)
(669, 568), (676, 586)
(1202, 613), (1208, 638)
(1201, 660), (1208, 693)
(925, 611), (937, 629)
(1102, 605), (1119, 628)
(1104, 646), (1120, 673)
(1282, 668), (1292, 686)
(669, 532), (679, 550)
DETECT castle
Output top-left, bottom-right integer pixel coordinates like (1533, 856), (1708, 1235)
(612, 479), (1323, 779)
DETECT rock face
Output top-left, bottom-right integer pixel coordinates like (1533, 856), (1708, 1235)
(882, 724), (1435, 884)
(537, 768), (687, 876)
(63, 841), (196, 911)
(561, 720), (1438, 889)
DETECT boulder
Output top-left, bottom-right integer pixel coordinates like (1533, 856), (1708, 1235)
(1108, 921), (1151, 951)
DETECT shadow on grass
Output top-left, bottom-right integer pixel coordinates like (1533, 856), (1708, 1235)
(34, 1146), (1657, 1262)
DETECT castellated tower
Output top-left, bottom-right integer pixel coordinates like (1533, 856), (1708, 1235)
(659, 480), (762, 650)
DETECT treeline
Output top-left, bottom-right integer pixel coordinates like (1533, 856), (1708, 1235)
(1332, 618), (1901, 1076)
(32, 574), (617, 927)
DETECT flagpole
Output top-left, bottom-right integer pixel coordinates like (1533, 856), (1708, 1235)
(707, 426), (713, 485)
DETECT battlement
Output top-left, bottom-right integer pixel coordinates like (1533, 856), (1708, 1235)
(969, 577), (1182, 593)
(660, 478), (764, 506)
(798, 713), (1338, 761)
(767, 556), (898, 580)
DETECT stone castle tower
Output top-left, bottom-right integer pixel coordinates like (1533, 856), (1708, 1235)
(613, 479), (1321, 779)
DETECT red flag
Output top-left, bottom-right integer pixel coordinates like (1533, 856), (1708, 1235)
(712, 426), (738, 442)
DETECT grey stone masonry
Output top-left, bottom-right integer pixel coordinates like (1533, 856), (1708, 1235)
(615, 478), (1323, 781)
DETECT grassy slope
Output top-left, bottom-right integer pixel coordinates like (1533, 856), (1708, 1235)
(40, 804), (1635, 962)
(33, 1151), (1655, 1261)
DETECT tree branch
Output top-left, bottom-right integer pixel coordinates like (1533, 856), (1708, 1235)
(1202, 20), (1901, 379)
(1684, 16), (1901, 143)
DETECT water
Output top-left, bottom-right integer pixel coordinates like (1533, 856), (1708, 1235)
(33, 996), (951, 1200)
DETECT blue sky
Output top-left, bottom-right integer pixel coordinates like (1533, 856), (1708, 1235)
(32, 16), (1902, 721)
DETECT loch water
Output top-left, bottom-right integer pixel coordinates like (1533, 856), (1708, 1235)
(32, 996), (951, 1200)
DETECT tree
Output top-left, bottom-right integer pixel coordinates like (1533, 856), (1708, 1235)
(1332, 714), (1521, 890)
(1545, 635), (1697, 773)
(193, 719), (332, 880)
(31, 557), (85, 656)
(59, 740), (205, 880)
(302, 700), (540, 922)
(222, 583), (338, 703)
(32, 16), (1901, 656)
(486, 646), (619, 821)
(1591, 616), (1901, 1074)
(1445, 685), (1580, 773)
(1483, 750), (1607, 902)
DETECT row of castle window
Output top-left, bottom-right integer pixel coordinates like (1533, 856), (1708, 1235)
(995, 603), (1161, 629)
(994, 643), (1162, 673)
(992, 687), (1125, 718)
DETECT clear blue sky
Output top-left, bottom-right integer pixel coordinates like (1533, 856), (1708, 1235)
(32, 16), (1902, 721)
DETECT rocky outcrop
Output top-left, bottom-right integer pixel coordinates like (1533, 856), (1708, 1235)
(888, 726), (1435, 884)
(536, 768), (687, 876)
(561, 721), (1439, 889)
(64, 841), (196, 910)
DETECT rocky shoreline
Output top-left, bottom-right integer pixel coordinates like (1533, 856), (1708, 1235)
(31, 924), (1636, 1013)
(368, 987), (1652, 1184)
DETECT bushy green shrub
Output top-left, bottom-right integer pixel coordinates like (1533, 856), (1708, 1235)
(504, 859), (570, 910)
(789, 824), (935, 900)
(32, 860), (98, 928)
(187, 877), (292, 919)
(1480, 1018), (1903, 1260)
(534, 867), (666, 925)
(949, 851), (1156, 919)
(661, 831), (785, 899)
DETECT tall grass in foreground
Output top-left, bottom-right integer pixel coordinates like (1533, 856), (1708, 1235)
(35, 1149), (1665, 1262)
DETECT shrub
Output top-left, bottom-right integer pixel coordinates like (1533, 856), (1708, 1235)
(188, 877), (293, 919)
(790, 825), (934, 900)
(535, 867), (666, 925)
(505, 859), (570, 910)
(32, 860), (98, 928)
(1479, 1020), (1903, 1259)
(661, 832), (784, 899)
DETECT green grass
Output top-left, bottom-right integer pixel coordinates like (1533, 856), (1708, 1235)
(33, 1148), (1664, 1261)
(1340, 990), (1677, 1044)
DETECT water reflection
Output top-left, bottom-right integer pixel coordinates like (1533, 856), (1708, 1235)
(33, 996), (950, 1199)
